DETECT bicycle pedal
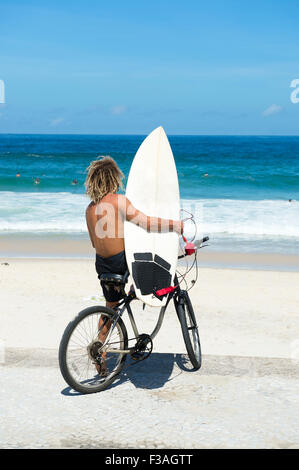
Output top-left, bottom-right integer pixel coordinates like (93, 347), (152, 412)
(130, 351), (144, 361)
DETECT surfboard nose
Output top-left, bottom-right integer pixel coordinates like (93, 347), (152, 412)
(145, 126), (166, 143)
(152, 126), (166, 137)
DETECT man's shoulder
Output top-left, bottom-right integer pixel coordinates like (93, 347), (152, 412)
(104, 193), (126, 204)
(107, 192), (125, 199)
(86, 201), (95, 214)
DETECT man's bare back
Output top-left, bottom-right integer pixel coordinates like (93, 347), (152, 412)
(86, 193), (183, 258)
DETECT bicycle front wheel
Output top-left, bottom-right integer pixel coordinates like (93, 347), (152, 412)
(176, 293), (202, 369)
(59, 306), (128, 394)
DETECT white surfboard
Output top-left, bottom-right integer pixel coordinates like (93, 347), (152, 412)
(124, 126), (180, 307)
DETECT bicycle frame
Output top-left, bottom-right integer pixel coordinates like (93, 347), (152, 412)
(59, 226), (207, 394)
(101, 293), (166, 355)
(100, 233), (209, 355)
(101, 274), (189, 355)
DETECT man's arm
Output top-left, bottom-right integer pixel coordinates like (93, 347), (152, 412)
(119, 195), (183, 234)
(85, 204), (95, 248)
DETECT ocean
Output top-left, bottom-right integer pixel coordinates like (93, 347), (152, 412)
(0, 134), (299, 254)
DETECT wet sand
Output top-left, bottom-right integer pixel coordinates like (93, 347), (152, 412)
(1, 234), (299, 271)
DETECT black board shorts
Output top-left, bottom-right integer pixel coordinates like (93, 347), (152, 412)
(95, 250), (128, 302)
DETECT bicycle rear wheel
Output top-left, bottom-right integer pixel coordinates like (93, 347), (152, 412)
(59, 306), (128, 394)
(176, 292), (202, 369)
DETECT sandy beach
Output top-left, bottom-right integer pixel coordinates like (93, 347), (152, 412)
(1, 255), (299, 357)
(1, 253), (299, 448)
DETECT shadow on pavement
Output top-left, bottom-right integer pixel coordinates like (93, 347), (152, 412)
(61, 352), (197, 396)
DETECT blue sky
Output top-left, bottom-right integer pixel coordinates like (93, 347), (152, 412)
(1, 0), (299, 134)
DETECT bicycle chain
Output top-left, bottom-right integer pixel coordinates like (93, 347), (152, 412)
(104, 334), (153, 372)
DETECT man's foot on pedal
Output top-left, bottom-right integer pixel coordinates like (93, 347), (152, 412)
(130, 351), (144, 361)
(94, 361), (108, 377)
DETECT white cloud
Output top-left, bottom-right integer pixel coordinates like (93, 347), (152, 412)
(262, 104), (283, 117)
(110, 105), (127, 115)
(49, 117), (65, 126)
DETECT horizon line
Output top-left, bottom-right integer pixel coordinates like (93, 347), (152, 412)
(1, 132), (299, 137)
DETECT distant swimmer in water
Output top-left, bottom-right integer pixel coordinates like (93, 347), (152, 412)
(204, 173), (208, 177)
(289, 199), (292, 202)
(34, 177), (40, 185)
(16, 172), (20, 177)
(71, 179), (78, 185)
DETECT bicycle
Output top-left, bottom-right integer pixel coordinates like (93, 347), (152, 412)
(59, 228), (209, 394)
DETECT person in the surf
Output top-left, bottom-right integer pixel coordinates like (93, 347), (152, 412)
(85, 156), (183, 375)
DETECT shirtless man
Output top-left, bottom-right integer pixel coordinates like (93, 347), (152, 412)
(85, 156), (183, 375)
(85, 156), (183, 308)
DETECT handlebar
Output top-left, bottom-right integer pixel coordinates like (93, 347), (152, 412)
(178, 236), (209, 259)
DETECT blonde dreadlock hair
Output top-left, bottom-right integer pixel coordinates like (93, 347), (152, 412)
(85, 156), (124, 203)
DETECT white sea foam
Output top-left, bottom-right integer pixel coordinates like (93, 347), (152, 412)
(0, 192), (298, 240)
(0, 191), (88, 233)
(181, 198), (299, 238)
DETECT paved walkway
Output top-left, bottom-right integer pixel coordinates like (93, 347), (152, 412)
(1, 349), (299, 449)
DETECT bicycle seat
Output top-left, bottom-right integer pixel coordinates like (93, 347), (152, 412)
(99, 270), (129, 285)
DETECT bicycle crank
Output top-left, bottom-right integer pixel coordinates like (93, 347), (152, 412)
(130, 334), (153, 362)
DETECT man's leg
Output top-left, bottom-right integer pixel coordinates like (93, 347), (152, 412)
(97, 302), (117, 345)
(96, 301), (118, 376)
(106, 300), (119, 310)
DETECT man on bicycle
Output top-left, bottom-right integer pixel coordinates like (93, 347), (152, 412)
(85, 156), (183, 375)
(85, 156), (183, 310)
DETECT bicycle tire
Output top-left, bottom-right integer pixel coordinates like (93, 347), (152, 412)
(59, 306), (128, 394)
(176, 293), (202, 369)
